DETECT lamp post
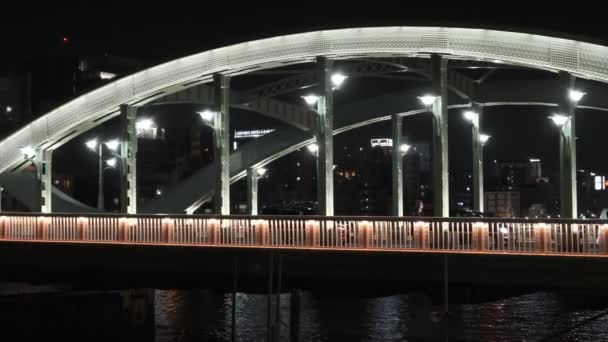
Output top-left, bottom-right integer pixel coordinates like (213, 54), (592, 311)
(300, 62), (347, 216)
(247, 167), (267, 215)
(86, 139), (120, 210)
(198, 102), (230, 215)
(555, 70), (585, 218)
(463, 108), (491, 212)
(0, 186), (3, 213)
(392, 142), (411, 216)
(306, 143), (319, 186)
(550, 112), (576, 218)
(419, 77), (449, 217)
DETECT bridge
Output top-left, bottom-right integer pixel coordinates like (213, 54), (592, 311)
(1, 27), (608, 294)
(5, 26), (608, 342)
(2, 26), (608, 219)
(0, 27), (608, 342)
(1, 212), (608, 299)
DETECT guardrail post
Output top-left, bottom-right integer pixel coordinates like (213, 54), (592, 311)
(358, 221), (372, 248)
(37, 216), (49, 240)
(0, 216), (6, 239)
(305, 220), (320, 247)
(414, 222), (429, 249)
(119, 218), (127, 242)
(534, 223), (550, 253)
(255, 219), (269, 246)
(77, 217), (88, 241)
(208, 219), (220, 244)
(162, 218), (174, 244)
(472, 222), (489, 251)
(599, 224), (608, 254)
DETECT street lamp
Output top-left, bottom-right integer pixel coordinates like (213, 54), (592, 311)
(550, 111), (577, 219)
(86, 138), (122, 210)
(86, 138), (103, 210)
(568, 89), (586, 103)
(0, 186), (4, 213)
(135, 118), (154, 130)
(106, 158), (118, 168)
(105, 139), (121, 151)
(418, 95), (437, 107)
(197, 110), (215, 123)
(463, 110), (478, 122)
(549, 114), (570, 127)
(306, 143), (319, 154)
(247, 166), (269, 215)
(85, 139), (98, 151)
(463, 108), (489, 212)
(256, 167), (268, 177)
(480, 134), (491, 145)
(399, 143), (411, 153)
(331, 73), (348, 89)
(302, 95), (321, 106)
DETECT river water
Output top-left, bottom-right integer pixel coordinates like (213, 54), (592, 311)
(1, 287), (608, 341)
(154, 290), (608, 341)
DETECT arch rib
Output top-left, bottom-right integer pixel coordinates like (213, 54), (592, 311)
(3, 27), (608, 174)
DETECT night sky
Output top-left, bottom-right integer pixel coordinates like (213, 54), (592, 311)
(3, 4), (608, 66)
(3, 3), (608, 178)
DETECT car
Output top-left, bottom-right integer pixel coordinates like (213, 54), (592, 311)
(260, 201), (318, 216)
(450, 208), (485, 218)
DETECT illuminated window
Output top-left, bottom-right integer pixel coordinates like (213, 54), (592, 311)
(595, 176), (605, 190)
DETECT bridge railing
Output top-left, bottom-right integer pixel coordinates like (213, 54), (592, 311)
(0, 213), (607, 256)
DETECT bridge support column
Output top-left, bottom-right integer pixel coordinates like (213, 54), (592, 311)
(431, 54), (449, 217)
(316, 57), (334, 216)
(471, 103), (484, 212)
(214, 74), (231, 215)
(246, 167), (258, 215)
(120, 104), (137, 214)
(391, 114), (403, 216)
(558, 72), (577, 219)
(36, 148), (52, 213)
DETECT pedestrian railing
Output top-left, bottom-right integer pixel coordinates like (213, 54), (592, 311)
(0, 213), (607, 256)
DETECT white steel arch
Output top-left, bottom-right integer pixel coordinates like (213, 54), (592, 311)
(2, 26), (608, 174)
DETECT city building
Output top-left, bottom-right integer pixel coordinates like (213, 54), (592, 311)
(485, 191), (521, 217)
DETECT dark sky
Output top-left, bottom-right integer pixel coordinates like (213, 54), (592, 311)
(3, 2), (608, 176)
(3, 3), (608, 66)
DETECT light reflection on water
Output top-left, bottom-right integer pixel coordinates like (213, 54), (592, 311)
(155, 290), (608, 342)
